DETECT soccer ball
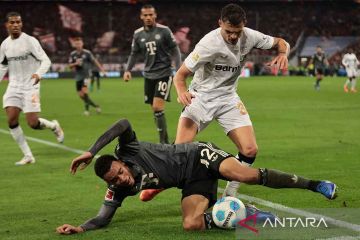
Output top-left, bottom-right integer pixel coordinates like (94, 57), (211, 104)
(212, 196), (246, 229)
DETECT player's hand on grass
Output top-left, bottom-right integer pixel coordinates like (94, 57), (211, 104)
(177, 91), (194, 106)
(268, 54), (288, 70)
(31, 74), (40, 85)
(123, 71), (132, 82)
(56, 224), (84, 235)
(70, 151), (93, 174)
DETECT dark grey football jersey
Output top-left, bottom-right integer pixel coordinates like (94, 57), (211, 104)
(104, 141), (198, 208)
(87, 119), (199, 208)
(130, 23), (178, 79)
(69, 49), (95, 81)
(312, 53), (327, 69)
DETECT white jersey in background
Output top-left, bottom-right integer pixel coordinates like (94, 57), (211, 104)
(342, 53), (359, 70)
(184, 27), (274, 101)
(0, 32), (51, 89)
(342, 53), (359, 77)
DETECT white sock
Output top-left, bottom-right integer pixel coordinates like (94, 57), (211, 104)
(351, 79), (357, 89)
(345, 79), (350, 86)
(39, 118), (56, 130)
(10, 125), (33, 158)
(223, 155), (252, 197)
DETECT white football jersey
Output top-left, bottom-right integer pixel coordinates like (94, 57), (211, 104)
(184, 27), (274, 100)
(342, 53), (359, 70)
(0, 32), (51, 89)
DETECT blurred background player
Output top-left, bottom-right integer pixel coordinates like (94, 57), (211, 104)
(68, 37), (106, 116)
(342, 48), (359, 93)
(123, 4), (181, 144)
(90, 53), (101, 91)
(0, 12), (64, 165)
(308, 46), (329, 91)
(55, 118), (337, 234)
(158, 3), (290, 201)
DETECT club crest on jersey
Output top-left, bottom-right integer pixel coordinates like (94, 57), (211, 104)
(191, 52), (200, 62)
(155, 34), (161, 40)
(105, 189), (114, 201)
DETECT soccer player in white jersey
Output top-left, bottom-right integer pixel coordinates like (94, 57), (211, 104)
(167, 4), (289, 199)
(342, 48), (359, 93)
(0, 12), (64, 165)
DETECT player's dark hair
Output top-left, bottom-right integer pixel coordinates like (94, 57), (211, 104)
(94, 155), (117, 179)
(221, 4), (246, 26)
(142, 4), (156, 12)
(6, 12), (21, 22)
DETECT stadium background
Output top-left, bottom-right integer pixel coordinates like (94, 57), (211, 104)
(0, 0), (359, 239)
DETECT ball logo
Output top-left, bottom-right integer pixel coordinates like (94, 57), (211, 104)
(223, 211), (234, 227)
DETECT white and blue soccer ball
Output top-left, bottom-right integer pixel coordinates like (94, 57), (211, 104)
(212, 196), (247, 229)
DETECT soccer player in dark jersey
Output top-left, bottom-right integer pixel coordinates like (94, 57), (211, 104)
(308, 46), (329, 91)
(123, 4), (181, 144)
(69, 37), (106, 116)
(56, 119), (337, 234)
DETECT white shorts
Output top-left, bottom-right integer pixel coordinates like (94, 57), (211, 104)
(3, 86), (41, 113)
(180, 93), (252, 134)
(346, 68), (357, 78)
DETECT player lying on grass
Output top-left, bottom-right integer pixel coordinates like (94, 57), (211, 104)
(56, 119), (337, 234)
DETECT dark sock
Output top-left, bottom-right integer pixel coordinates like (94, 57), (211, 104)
(9, 123), (19, 129)
(258, 168), (319, 190)
(236, 152), (256, 165)
(315, 79), (321, 86)
(154, 111), (169, 144)
(32, 121), (42, 129)
(204, 212), (216, 230)
(84, 94), (97, 108)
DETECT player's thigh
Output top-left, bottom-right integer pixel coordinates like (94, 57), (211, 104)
(179, 94), (214, 134)
(219, 157), (259, 184)
(5, 106), (21, 125)
(153, 76), (172, 102)
(23, 88), (41, 114)
(216, 99), (256, 153)
(3, 88), (23, 113)
(347, 69), (356, 78)
(227, 126), (258, 156)
(175, 117), (198, 143)
(144, 78), (155, 104)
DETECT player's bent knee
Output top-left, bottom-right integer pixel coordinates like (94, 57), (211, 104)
(242, 146), (258, 157)
(182, 218), (204, 231)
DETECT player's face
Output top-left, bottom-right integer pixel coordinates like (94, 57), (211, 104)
(219, 20), (245, 45)
(140, 8), (157, 27)
(316, 47), (322, 54)
(73, 39), (84, 50)
(103, 161), (135, 187)
(6, 16), (22, 38)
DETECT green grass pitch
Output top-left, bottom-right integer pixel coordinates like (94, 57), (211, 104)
(0, 76), (359, 239)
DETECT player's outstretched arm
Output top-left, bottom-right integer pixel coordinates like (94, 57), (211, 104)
(174, 64), (194, 106)
(269, 38), (289, 70)
(70, 119), (134, 174)
(56, 204), (118, 235)
(70, 151), (94, 174)
(56, 224), (84, 235)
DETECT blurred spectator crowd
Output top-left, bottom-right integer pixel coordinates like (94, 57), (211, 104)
(0, 1), (359, 74)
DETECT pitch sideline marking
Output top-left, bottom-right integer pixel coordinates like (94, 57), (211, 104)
(1, 128), (359, 233)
